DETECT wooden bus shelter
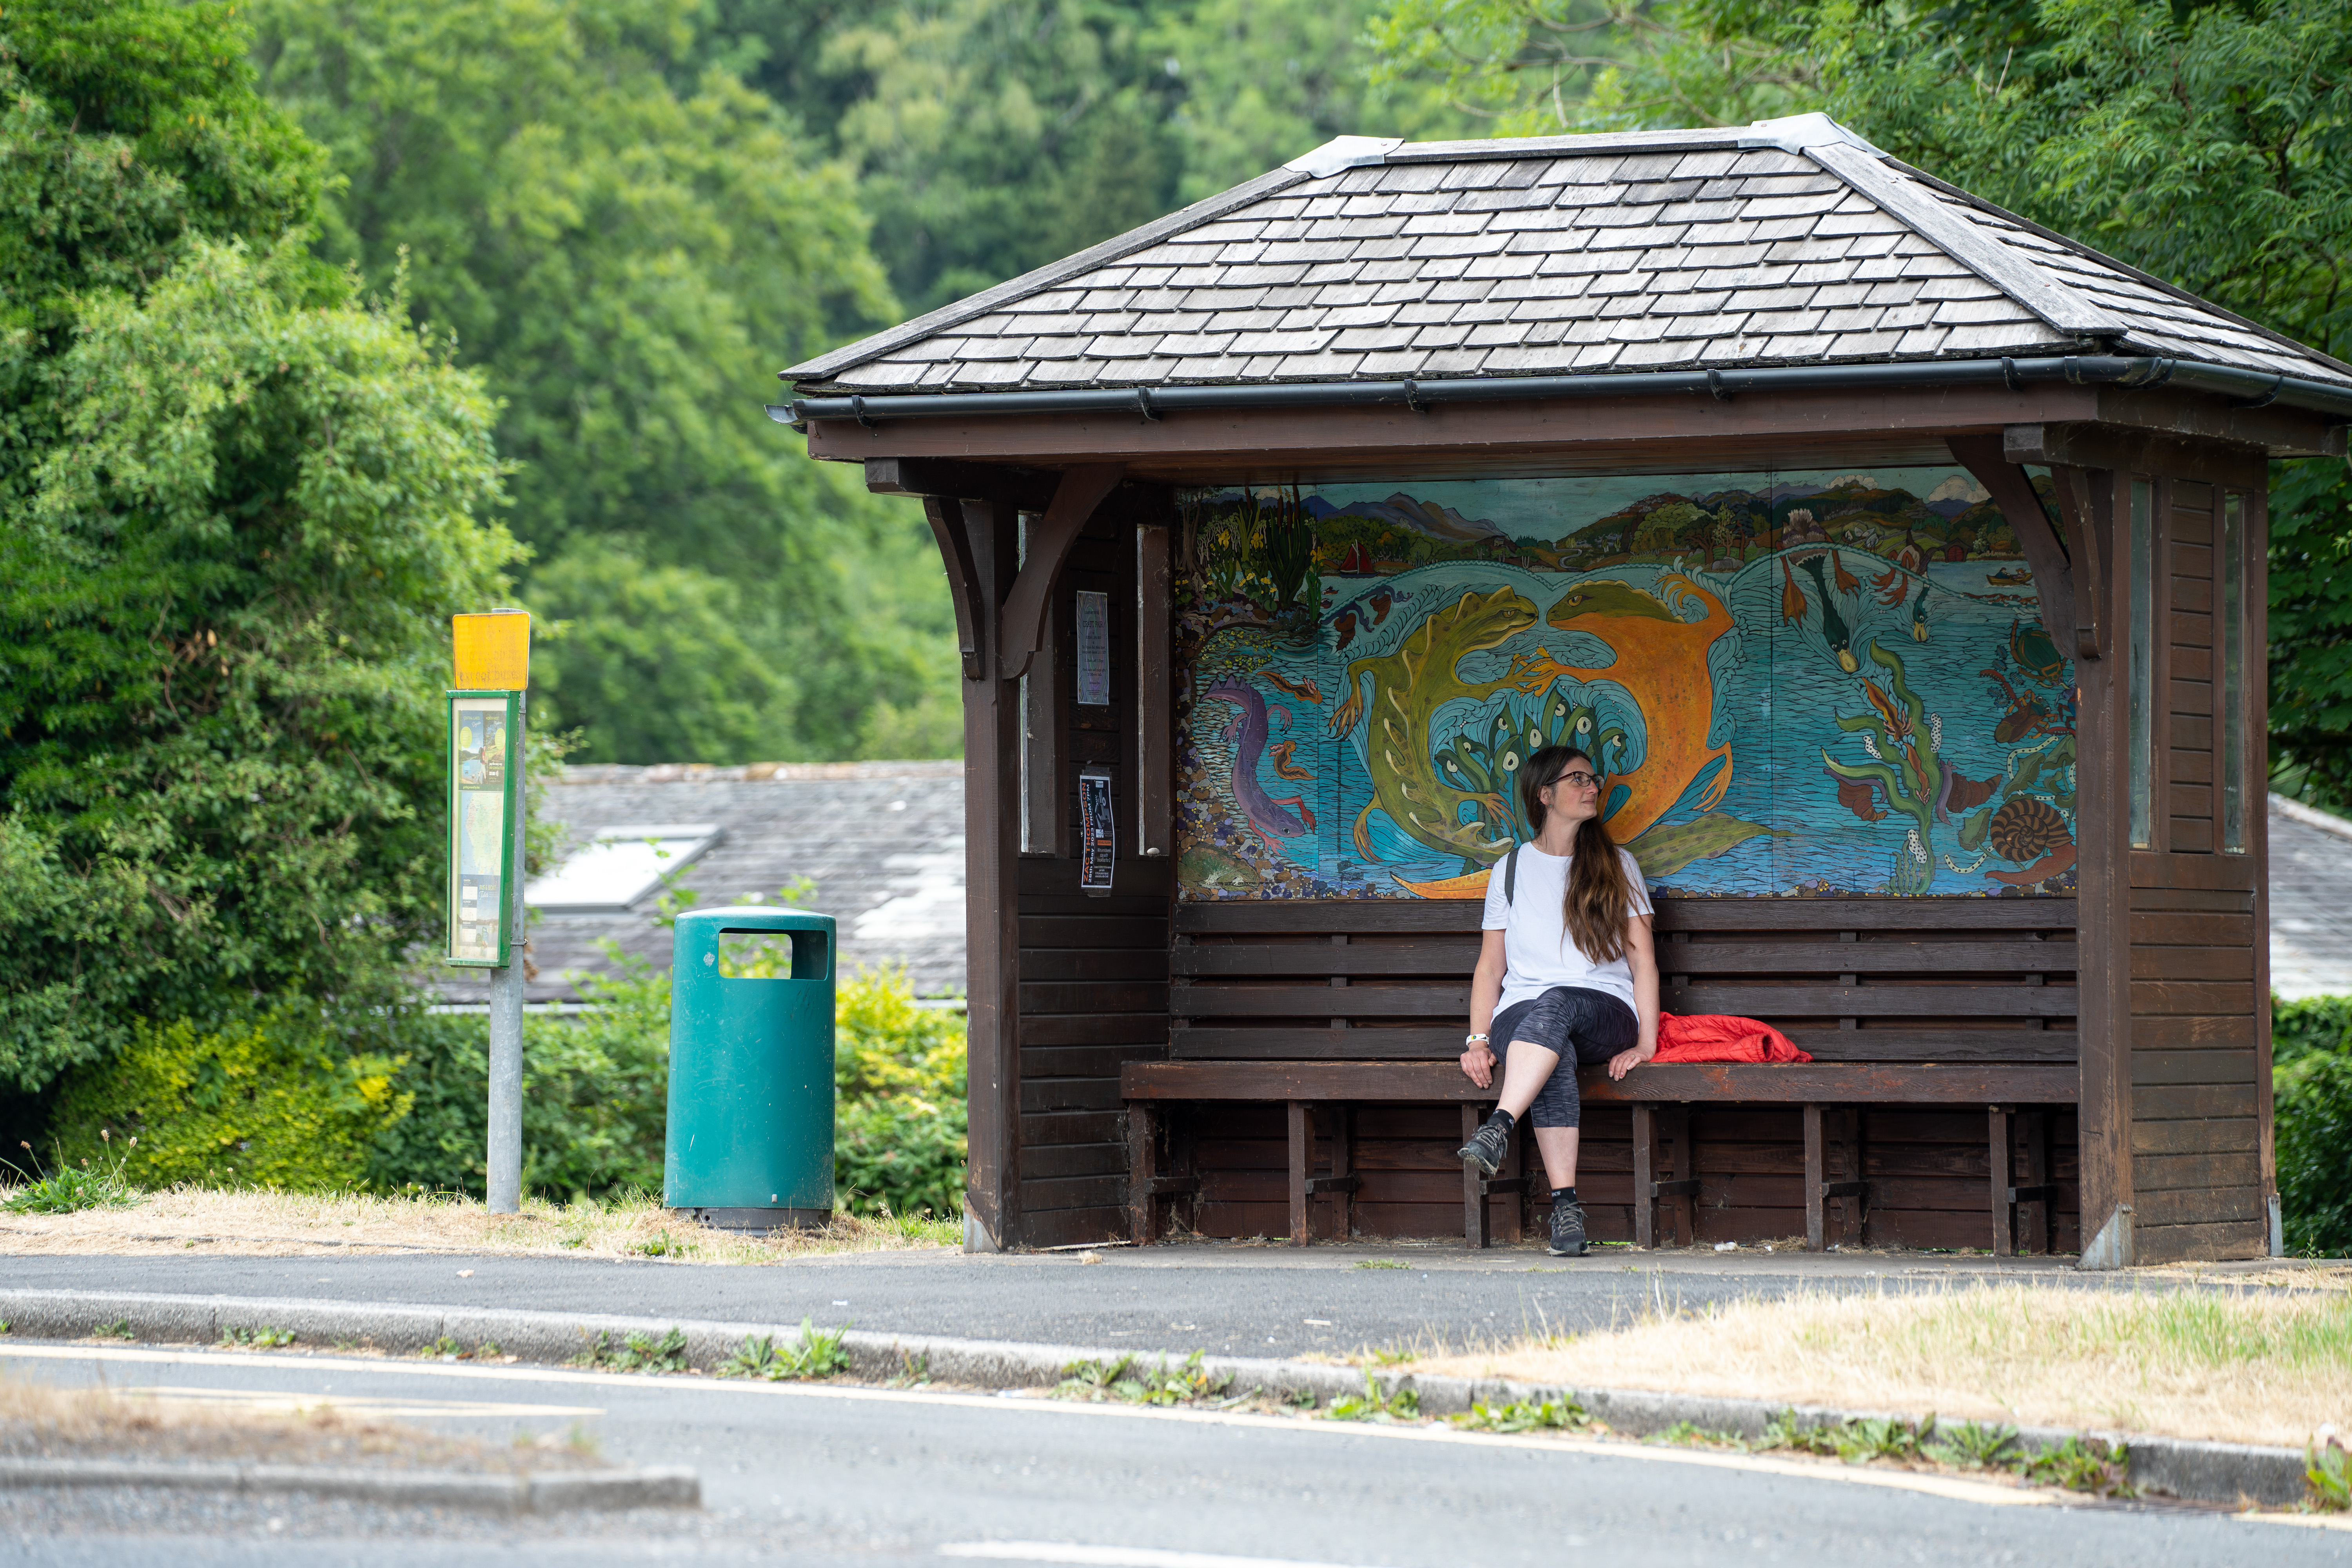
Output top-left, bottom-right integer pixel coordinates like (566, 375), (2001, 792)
(777, 114), (2351, 1266)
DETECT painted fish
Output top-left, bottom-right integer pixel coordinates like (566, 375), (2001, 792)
(1328, 585), (1540, 866)
(1265, 671), (1325, 705)
(1267, 740), (1313, 781)
(1909, 579), (1931, 642)
(1499, 574), (1737, 844)
(1205, 676), (1317, 849)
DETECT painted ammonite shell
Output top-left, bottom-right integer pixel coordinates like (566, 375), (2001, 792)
(1988, 796), (2073, 862)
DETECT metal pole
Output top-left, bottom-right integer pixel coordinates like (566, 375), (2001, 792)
(486, 695), (525, 1213)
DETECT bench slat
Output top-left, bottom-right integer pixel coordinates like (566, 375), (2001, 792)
(1167, 1026), (2078, 1063)
(1172, 940), (2078, 978)
(1176, 897), (2078, 936)
(1170, 982), (2078, 1019)
(1120, 1059), (2080, 1104)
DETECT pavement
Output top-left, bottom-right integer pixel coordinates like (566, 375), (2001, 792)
(5, 1340), (2346, 1567)
(4, 1242), (2293, 1363)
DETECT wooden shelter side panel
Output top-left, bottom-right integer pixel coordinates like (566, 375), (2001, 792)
(2127, 882), (2265, 1263)
(1011, 508), (1176, 1250)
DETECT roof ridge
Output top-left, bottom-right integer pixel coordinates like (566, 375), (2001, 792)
(1804, 140), (2123, 340)
(784, 164), (1310, 385)
(1884, 160), (2352, 384)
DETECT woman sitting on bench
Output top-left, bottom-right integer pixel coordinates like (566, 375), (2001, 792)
(1457, 745), (1660, 1256)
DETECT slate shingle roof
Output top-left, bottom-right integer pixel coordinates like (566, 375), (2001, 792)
(786, 118), (2352, 395)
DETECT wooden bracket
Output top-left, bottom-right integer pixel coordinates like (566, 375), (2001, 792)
(998, 464), (1125, 682)
(1948, 435), (2077, 657)
(921, 497), (986, 682)
(2049, 464), (2110, 661)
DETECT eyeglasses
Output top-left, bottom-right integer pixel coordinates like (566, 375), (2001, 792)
(1546, 770), (1604, 791)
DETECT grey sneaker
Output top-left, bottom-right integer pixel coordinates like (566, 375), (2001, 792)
(1457, 1114), (1510, 1176)
(1548, 1196), (1588, 1257)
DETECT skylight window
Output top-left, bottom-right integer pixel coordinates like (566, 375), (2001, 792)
(526, 824), (722, 913)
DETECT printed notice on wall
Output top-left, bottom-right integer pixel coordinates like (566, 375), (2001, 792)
(1078, 767), (1115, 894)
(1075, 590), (1110, 706)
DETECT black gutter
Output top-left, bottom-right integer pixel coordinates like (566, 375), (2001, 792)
(768, 355), (2352, 431)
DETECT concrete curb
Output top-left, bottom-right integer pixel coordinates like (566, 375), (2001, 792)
(0, 1457), (699, 1513)
(0, 1287), (2310, 1507)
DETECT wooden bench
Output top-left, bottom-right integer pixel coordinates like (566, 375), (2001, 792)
(1123, 897), (2080, 1252)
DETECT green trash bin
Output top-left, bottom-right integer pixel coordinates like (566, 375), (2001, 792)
(665, 907), (835, 1231)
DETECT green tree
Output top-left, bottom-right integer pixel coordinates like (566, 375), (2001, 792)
(250, 0), (957, 762)
(1370, 0), (2352, 806)
(0, 0), (518, 1094)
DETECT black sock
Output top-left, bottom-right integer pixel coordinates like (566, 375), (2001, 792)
(1486, 1108), (1515, 1135)
(1552, 1186), (1577, 1204)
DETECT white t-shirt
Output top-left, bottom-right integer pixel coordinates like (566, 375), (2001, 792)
(1481, 842), (1654, 1015)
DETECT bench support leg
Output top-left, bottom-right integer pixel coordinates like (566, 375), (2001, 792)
(1288, 1100), (1310, 1247)
(1461, 1104), (1490, 1249)
(1662, 1104), (1694, 1247)
(1804, 1103), (1826, 1253)
(2021, 1109), (2050, 1256)
(1989, 1105), (2014, 1257)
(1632, 1105), (1658, 1249)
(1129, 1102), (1159, 1245)
(1328, 1105), (1353, 1241)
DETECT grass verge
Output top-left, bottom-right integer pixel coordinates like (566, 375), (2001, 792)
(0, 1182), (958, 1263)
(1402, 1281), (2352, 1450)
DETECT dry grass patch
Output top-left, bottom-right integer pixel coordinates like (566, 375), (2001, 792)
(0, 1367), (605, 1472)
(0, 1182), (957, 1263)
(1406, 1281), (2352, 1449)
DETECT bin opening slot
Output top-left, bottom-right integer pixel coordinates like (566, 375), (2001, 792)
(717, 928), (828, 980)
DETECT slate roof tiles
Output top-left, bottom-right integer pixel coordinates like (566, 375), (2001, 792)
(788, 122), (2352, 394)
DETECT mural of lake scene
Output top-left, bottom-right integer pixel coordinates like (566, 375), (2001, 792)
(1174, 466), (2078, 902)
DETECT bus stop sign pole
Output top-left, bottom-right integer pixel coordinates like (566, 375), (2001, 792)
(448, 611), (531, 1214)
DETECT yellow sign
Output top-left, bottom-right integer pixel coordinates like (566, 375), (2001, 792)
(453, 610), (531, 690)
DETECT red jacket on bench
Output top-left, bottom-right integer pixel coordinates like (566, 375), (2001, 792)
(1652, 1012), (1811, 1063)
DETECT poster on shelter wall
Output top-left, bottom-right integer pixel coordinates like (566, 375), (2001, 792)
(1173, 467), (2078, 902)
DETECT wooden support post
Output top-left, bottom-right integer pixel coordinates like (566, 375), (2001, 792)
(1632, 1104), (1659, 1249)
(1500, 1111), (1525, 1244)
(957, 498), (1023, 1253)
(1134, 522), (1172, 859)
(1989, 1104), (2015, 1257)
(2074, 466), (2133, 1260)
(1129, 1102), (1159, 1245)
(1287, 1100), (1310, 1247)
(1804, 1103), (1826, 1253)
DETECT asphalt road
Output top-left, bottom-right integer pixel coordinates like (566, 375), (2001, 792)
(2, 1342), (2336, 1567)
(1, 1246), (2176, 1361)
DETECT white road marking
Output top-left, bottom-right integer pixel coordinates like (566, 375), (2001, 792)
(943, 1545), (1379, 1568)
(0, 1344), (2046, 1509)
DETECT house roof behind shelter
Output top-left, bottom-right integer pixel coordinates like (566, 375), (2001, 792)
(432, 760), (966, 1007)
(786, 114), (2352, 396)
(2270, 795), (2352, 1002)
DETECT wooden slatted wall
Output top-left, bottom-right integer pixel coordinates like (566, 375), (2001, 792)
(1014, 508), (1172, 1247)
(1166, 897), (2080, 1249)
(2125, 473), (2267, 1261)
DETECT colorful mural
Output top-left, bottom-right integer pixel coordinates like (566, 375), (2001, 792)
(1174, 467), (2078, 901)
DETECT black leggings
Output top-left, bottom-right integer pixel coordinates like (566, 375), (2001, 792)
(1488, 985), (1639, 1130)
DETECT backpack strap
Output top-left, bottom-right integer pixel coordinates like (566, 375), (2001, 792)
(1503, 841), (1521, 906)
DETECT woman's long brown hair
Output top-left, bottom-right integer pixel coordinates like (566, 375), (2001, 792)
(1516, 745), (1632, 964)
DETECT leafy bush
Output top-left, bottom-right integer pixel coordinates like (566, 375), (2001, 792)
(368, 955), (670, 1200)
(368, 957), (964, 1216)
(2276, 995), (2352, 1069)
(45, 1009), (411, 1191)
(2278, 1047), (2352, 1257)
(832, 965), (967, 1220)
